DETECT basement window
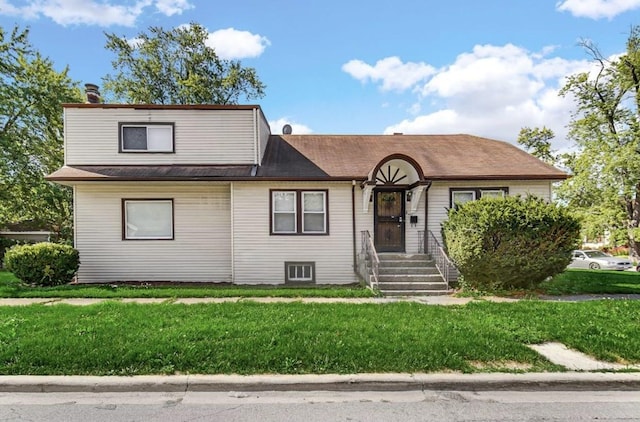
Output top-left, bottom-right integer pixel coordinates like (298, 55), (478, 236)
(285, 262), (315, 284)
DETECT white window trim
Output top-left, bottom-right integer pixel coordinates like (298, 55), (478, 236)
(272, 191), (297, 234)
(123, 199), (174, 240)
(451, 190), (476, 207)
(301, 191), (327, 234)
(120, 123), (174, 152)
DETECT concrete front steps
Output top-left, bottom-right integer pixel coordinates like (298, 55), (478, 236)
(377, 253), (451, 296)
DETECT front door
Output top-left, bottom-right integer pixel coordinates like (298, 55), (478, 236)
(374, 190), (405, 252)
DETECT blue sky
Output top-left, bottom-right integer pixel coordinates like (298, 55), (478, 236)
(1, 0), (639, 150)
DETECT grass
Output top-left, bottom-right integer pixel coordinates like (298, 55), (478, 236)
(0, 300), (638, 375)
(540, 269), (640, 295)
(0, 270), (374, 299)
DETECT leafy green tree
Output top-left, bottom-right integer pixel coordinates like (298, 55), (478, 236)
(559, 26), (640, 257)
(0, 25), (82, 240)
(102, 23), (266, 104)
(517, 126), (557, 164)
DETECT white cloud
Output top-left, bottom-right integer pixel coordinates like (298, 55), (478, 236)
(0, 0), (193, 27)
(375, 44), (593, 151)
(126, 37), (144, 48)
(154, 0), (192, 16)
(206, 28), (270, 60)
(342, 56), (435, 92)
(556, 0), (640, 19)
(269, 118), (313, 135)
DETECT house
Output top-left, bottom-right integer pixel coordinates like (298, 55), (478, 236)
(47, 100), (567, 292)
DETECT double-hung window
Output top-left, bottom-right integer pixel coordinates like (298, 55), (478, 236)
(123, 199), (174, 240)
(271, 190), (328, 235)
(119, 123), (174, 152)
(451, 190), (476, 208)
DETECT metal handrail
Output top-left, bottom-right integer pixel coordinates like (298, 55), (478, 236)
(425, 230), (458, 288)
(359, 230), (380, 290)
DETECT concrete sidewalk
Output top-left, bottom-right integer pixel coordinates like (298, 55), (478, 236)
(1, 294), (639, 307)
(1, 372), (639, 393)
(0, 295), (533, 307)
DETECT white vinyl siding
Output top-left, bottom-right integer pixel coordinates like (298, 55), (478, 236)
(233, 182), (357, 284)
(428, 180), (554, 245)
(74, 183), (231, 283)
(65, 108), (262, 165)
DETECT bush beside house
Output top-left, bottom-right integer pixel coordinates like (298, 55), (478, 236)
(442, 195), (580, 290)
(3, 242), (79, 286)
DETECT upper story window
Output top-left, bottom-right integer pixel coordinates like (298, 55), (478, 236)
(271, 190), (328, 235)
(450, 187), (508, 208)
(119, 123), (175, 153)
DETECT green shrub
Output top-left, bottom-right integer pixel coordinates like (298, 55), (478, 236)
(3, 242), (79, 286)
(0, 238), (38, 267)
(442, 195), (580, 290)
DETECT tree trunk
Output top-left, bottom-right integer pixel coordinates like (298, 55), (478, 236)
(627, 183), (640, 259)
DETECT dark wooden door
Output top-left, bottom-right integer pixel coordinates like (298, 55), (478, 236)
(374, 190), (405, 252)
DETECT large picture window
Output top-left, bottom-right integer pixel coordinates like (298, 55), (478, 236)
(119, 123), (174, 152)
(271, 190), (328, 235)
(449, 187), (508, 208)
(123, 199), (174, 240)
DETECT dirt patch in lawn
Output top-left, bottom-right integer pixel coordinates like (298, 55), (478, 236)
(468, 361), (534, 371)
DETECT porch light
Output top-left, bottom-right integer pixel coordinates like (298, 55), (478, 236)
(406, 191), (412, 202)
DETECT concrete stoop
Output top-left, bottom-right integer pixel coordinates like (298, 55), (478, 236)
(376, 253), (451, 297)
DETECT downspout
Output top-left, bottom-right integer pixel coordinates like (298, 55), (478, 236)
(230, 182), (235, 283)
(72, 186), (78, 282)
(424, 182), (431, 254)
(73, 186), (77, 247)
(352, 180), (357, 273)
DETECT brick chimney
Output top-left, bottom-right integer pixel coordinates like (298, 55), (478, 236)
(84, 83), (101, 104)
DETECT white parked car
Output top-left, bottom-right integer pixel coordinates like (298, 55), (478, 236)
(568, 250), (633, 271)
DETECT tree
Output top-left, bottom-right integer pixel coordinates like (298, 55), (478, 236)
(0, 25), (82, 240)
(442, 195), (579, 290)
(102, 23), (266, 104)
(558, 26), (640, 257)
(517, 126), (556, 164)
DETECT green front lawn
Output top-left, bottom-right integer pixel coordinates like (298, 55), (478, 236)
(541, 269), (640, 295)
(0, 270), (374, 299)
(0, 300), (638, 375)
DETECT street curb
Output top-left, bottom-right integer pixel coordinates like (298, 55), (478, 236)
(1, 372), (639, 393)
